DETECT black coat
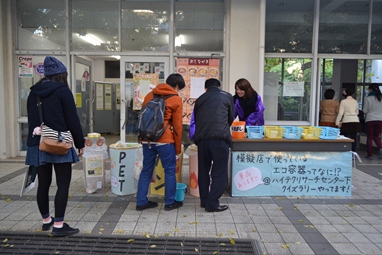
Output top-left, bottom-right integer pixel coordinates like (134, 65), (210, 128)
(193, 87), (234, 145)
(27, 79), (85, 149)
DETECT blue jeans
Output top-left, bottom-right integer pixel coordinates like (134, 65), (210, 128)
(136, 143), (177, 206)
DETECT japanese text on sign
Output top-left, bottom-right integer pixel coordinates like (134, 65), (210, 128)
(231, 151), (352, 197)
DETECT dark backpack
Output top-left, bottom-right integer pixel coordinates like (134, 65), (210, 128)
(136, 94), (175, 141)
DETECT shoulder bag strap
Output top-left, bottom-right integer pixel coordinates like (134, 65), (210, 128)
(36, 95), (44, 125)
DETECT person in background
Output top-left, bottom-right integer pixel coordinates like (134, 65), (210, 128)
(26, 56), (85, 237)
(335, 87), (362, 152)
(233, 78), (265, 126)
(363, 83), (382, 159)
(193, 78), (234, 212)
(319, 88), (339, 127)
(136, 73), (185, 211)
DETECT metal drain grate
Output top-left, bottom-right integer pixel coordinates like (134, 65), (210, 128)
(0, 232), (262, 255)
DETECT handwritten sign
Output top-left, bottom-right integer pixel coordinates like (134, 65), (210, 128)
(231, 151), (352, 197)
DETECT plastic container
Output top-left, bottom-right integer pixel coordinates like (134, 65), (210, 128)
(318, 126), (340, 140)
(231, 121), (246, 139)
(246, 126), (264, 139)
(282, 126), (303, 139)
(185, 144), (199, 197)
(109, 141), (142, 196)
(82, 133), (109, 194)
(175, 182), (187, 202)
(263, 126), (284, 139)
(299, 126), (322, 139)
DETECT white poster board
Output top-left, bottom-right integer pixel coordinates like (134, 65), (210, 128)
(283, 82), (304, 97)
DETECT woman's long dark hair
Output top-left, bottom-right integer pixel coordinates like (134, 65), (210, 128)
(234, 78), (258, 117)
(42, 72), (69, 87)
(234, 78), (257, 100)
(369, 83), (382, 102)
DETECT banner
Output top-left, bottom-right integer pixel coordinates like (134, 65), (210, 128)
(231, 151), (352, 197)
(176, 58), (220, 124)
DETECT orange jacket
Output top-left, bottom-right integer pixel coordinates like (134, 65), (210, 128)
(141, 83), (183, 155)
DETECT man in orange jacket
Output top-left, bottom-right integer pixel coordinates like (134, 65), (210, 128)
(136, 73), (185, 211)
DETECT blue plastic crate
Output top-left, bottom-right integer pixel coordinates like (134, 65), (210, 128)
(318, 126), (340, 140)
(246, 126), (264, 139)
(281, 126), (303, 139)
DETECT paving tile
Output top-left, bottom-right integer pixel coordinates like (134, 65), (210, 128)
(331, 243), (360, 254)
(263, 242), (292, 255)
(321, 232), (348, 243)
(258, 232), (284, 243)
(354, 242), (382, 254)
(308, 242), (340, 255)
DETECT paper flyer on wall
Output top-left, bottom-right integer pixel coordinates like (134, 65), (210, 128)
(20, 165), (38, 197)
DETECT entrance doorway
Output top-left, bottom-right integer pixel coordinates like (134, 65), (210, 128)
(119, 56), (169, 143)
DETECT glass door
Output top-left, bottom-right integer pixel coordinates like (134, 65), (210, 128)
(73, 57), (93, 135)
(119, 56), (169, 143)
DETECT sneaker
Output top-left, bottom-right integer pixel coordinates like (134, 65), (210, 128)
(52, 223), (79, 237)
(42, 217), (54, 231)
(165, 201), (183, 211)
(379, 149), (382, 159)
(136, 201), (158, 211)
(365, 155), (373, 160)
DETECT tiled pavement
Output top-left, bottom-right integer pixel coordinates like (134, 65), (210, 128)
(1, 147), (382, 255)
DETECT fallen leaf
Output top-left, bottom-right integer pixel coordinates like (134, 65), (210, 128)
(281, 243), (289, 249)
(294, 242), (301, 245)
(174, 228), (179, 232)
(229, 229), (234, 235)
(5, 198), (11, 202)
(213, 251), (218, 254)
(299, 220), (303, 222)
(150, 245), (156, 248)
(181, 242), (183, 247)
(55, 252), (60, 254)
(229, 237), (235, 245)
(218, 233), (223, 237)
(195, 248), (199, 252)
(127, 239), (135, 243)
(99, 228), (105, 231)
(115, 229), (123, 234)
(309, 225), (315, 229)
(219, 243), (226, 246)
(3, 238), (8, 243)
(145, 234), (151, 238)
(252, 229), (257, 232)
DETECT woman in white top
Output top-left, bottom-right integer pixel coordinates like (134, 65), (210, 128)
(363, 83), (382, 159)
(335, 87), (362, 152)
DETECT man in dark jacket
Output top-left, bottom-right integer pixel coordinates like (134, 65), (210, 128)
(193, 78), (234, 212)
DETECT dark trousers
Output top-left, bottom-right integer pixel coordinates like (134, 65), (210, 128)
(197, 140), (229, 210)
(37, 162), (72, 222)
(366, 121), (382, 156)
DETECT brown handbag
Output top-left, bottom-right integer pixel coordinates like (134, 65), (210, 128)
(37, 96), (73, 155)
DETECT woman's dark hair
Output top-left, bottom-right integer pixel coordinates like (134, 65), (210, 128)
(345, 87), (355, 97)
(369, 83), (382, 102)
(45, 72), (69, 87)
(166, 73), (185, 90)
(235, 78), (257, 99)
(324, 89), (335, 100)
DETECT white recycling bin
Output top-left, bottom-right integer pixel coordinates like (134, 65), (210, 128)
(109, 142), (142, 196)
(83, 133), (108, 194)
(185, 144), (199, 197)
